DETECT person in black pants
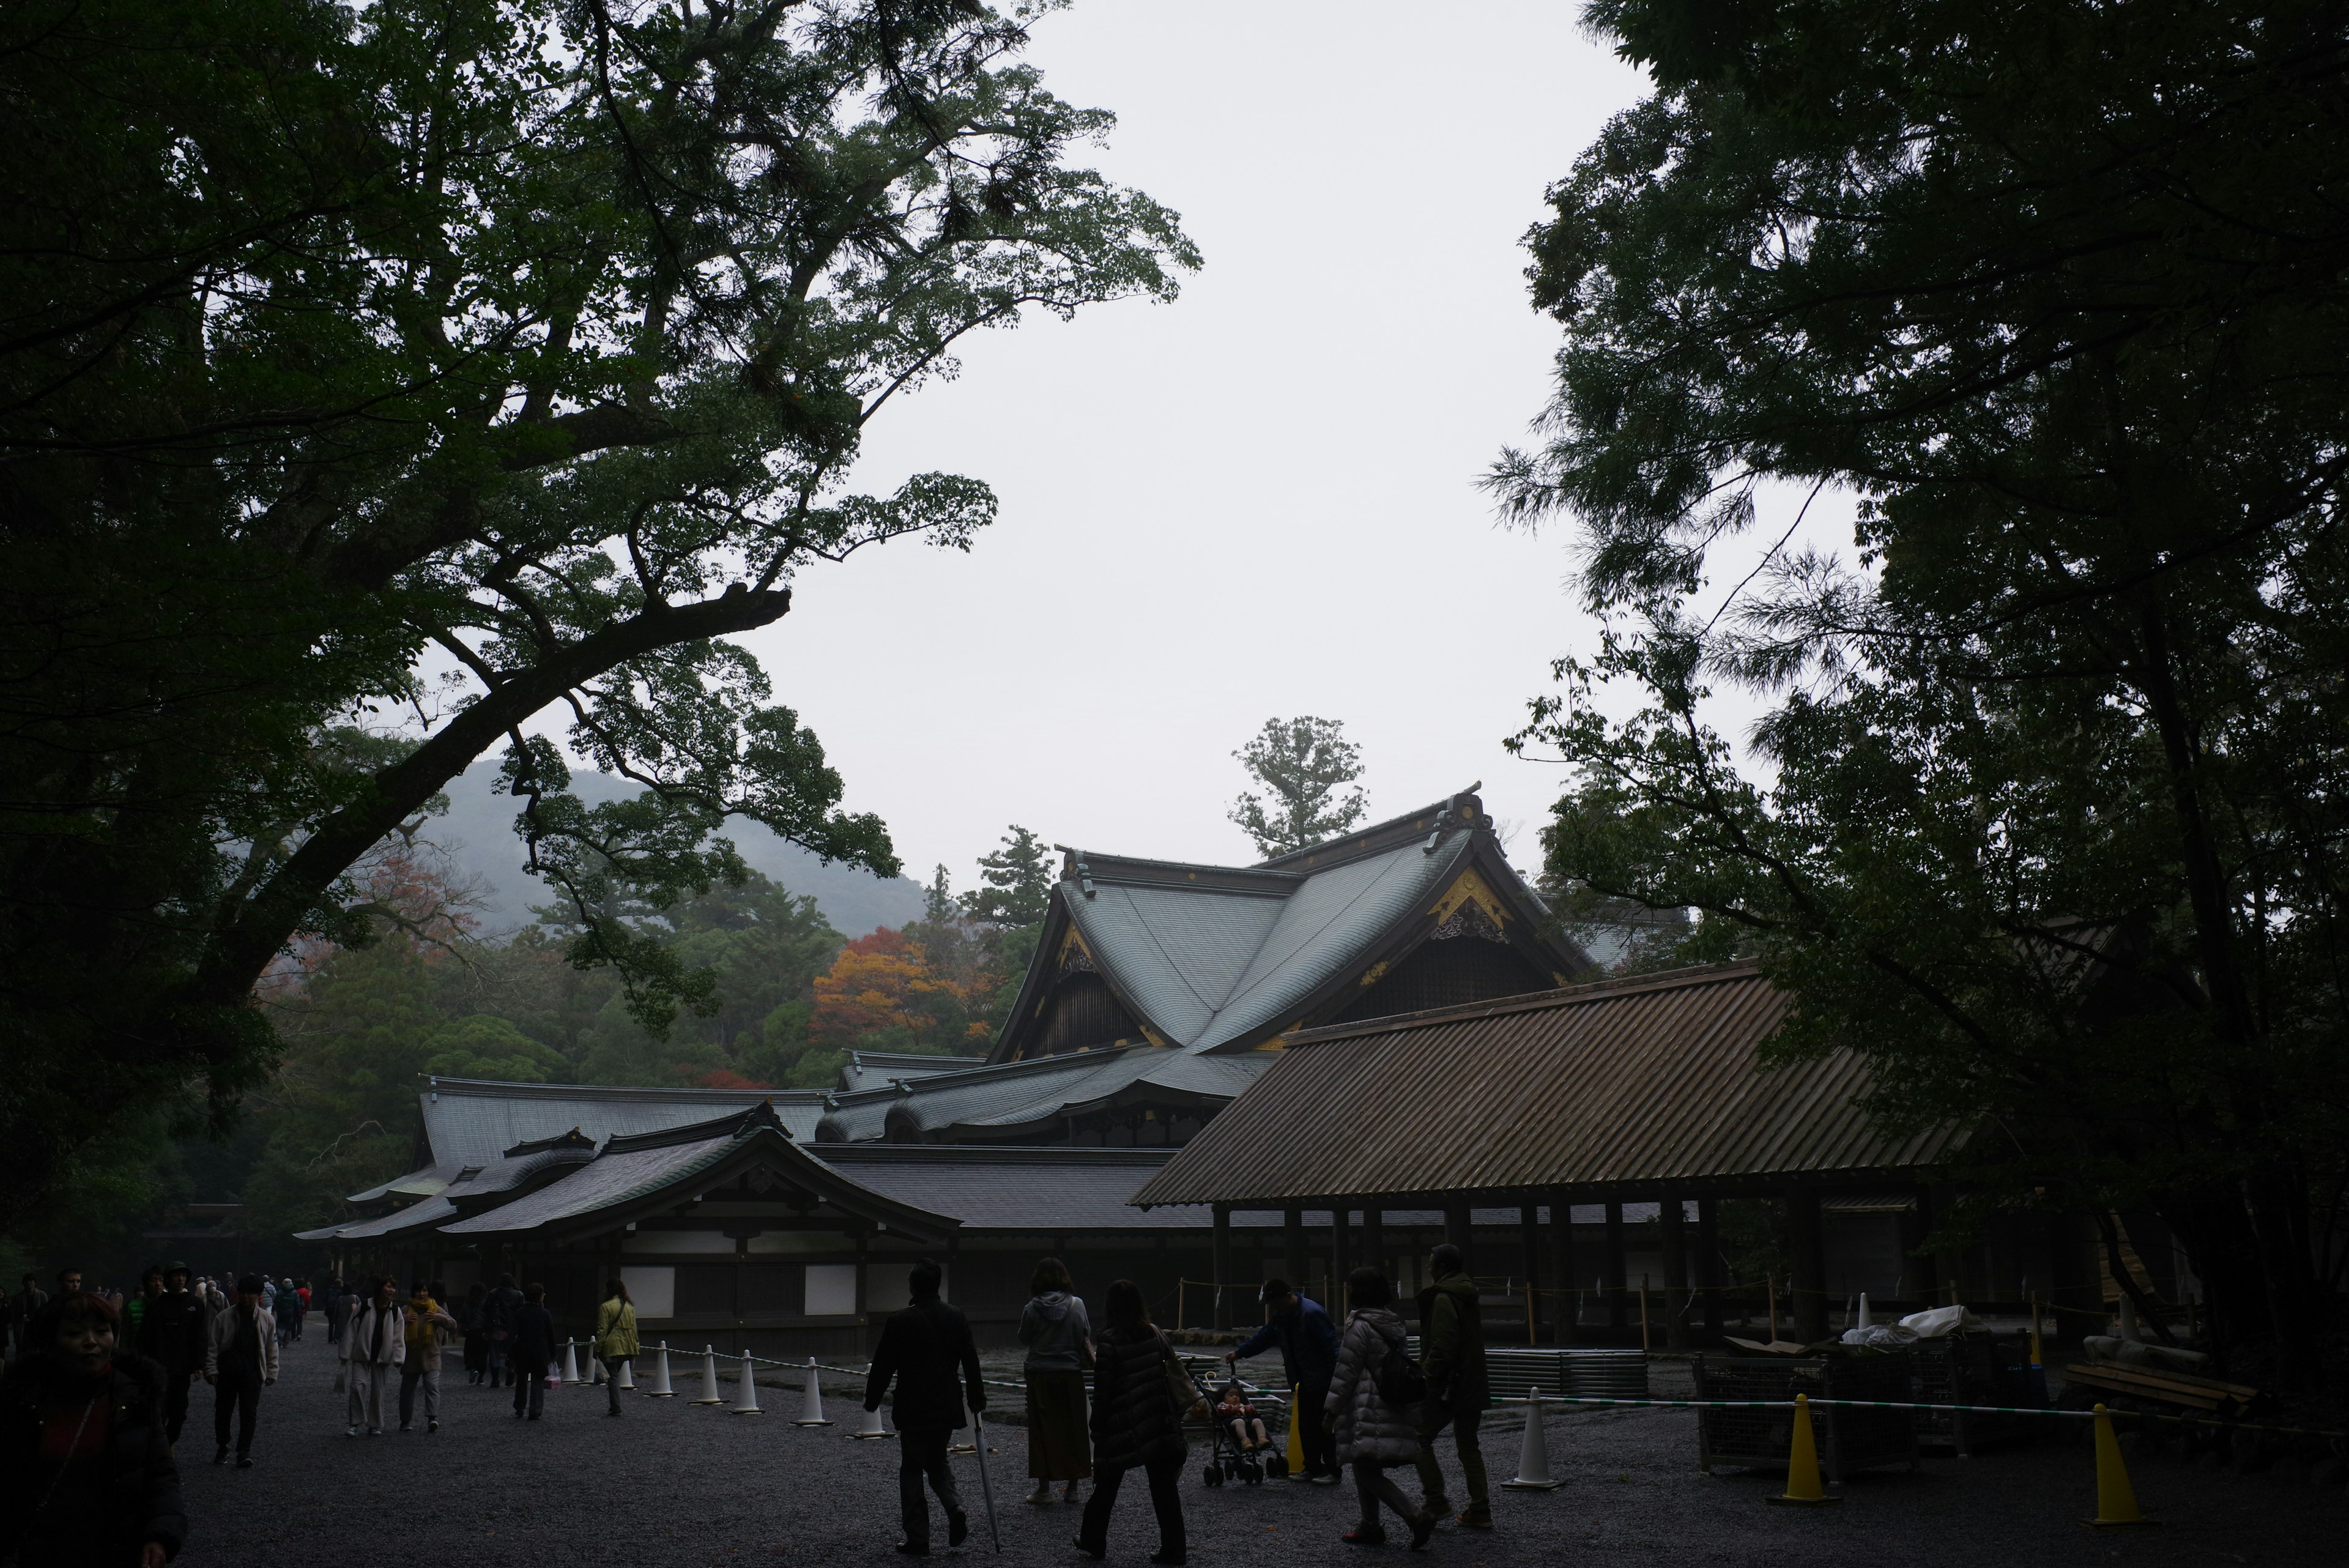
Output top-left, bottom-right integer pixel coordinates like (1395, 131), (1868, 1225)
(202, 1275), (278, 1466)
(864, 1259), (985, 1556)
(509, 1283), (557, 1421)
(1222, 1277), (1341, 1484)
(1075, 1279), (1191, 1566)
(150, 1263), (210, 1450)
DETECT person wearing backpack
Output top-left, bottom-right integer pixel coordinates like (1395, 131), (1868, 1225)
(1412, 1244), (1491, 1530)
(592, 1279), (639, 1417)
(1325, 1266), (1434, 1549)
(479, 1274), (524, 1389)
(1072, 1279), (1193, 1567)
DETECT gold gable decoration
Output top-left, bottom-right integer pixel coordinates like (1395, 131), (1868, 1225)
(1430, 868), (1510, 929)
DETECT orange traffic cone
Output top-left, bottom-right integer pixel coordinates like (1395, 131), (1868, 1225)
(2083, 1404), (2153, 1527)
(1766, 1393), (1840, 1506)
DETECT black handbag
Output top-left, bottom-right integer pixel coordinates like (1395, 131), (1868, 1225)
(1373, 1332), (1428, 1405)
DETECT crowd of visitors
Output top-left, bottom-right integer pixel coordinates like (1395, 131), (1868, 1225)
(1, 1246), (1496, 1564)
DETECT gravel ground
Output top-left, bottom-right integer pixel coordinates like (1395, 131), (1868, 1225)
(173, 1335), (2342, 1567)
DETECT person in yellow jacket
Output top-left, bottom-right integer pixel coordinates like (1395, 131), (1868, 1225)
(397, 1283), (458, 1433)
(592, 1280), (640, 1418)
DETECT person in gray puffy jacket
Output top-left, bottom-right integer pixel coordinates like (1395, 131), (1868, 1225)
(1017, 1258), (1092, 1505)
(1324, 1267), (1434, 1548)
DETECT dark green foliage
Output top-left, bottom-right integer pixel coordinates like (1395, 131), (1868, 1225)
(1228, 716), (1368, 859)
(1498, 0), (2349, 1348)
(0, 0), (1195, 1231)
(960, 826), (1056, 927)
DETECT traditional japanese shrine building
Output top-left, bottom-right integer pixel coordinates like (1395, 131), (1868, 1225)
(299, 790), (1592, 1351)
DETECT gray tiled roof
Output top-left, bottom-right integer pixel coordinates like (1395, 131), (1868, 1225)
(837, 1052), (987, 1094)
(439, 1134), (742, 1234)
(1066, 883), (1288, 1044)
(418, 1079), (829, 1168)
(814, 1150), (1209, 1231)
(812, 1048), (1272, 1142)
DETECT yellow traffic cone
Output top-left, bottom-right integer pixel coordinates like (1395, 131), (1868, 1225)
(2084, 1404), (2152, 1527)
(1767, 1393), (1841, 1506)
(1285, 1385), (1307, 1481)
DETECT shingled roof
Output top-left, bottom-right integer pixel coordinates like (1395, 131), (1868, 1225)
(1129, 963), (1967, 1207)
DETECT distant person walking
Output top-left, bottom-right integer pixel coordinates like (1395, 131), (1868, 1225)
(509, 1284), (557, 1422)
(1327, 1266), (1433, 1549)
(1223, 1276), (1341, 1484)
(1073, 1279), (1192, 1567)
(480, 1274), (524, 1388)
(592, 1280), (639, 1417)
(322, 1279), (347, 1347)
(148, 1265), (209, 1451)
(398, 1283), (458, 1433)
(202, 1274), (278, 1468)
(1413, 1245), (1490, 1530)
(4, 1274), (48, 1364)
(0, 1291), (186, 1566)
(1019, 1257), (1092, 1506)
(341, 1277), (405, 1438)
(457, 1283), (489, 1384)
(863, 1258), (985, 1556)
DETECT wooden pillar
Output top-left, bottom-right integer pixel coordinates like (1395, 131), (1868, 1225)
(1604, 1200), (1629, 1332)
(2048, 1208), (2096, 1348)
(1518, 1200), (1543, 1344)
(1549, 1189), (1578, 1344)
(1362, 1206), (1385, 1288)
(1698, 1198), (1723, 1334)
(1444, 1200), (1472, 1265)
(1791, 1184), (1828, 1343)
(1283, 1205), (1307, 1290)
(1332, 1203), (1353, 1293)
(1212, 1204), (1233, 1330)
(1900, 1188), (1937, 1302)
(1660, 1191), (1690, 1351)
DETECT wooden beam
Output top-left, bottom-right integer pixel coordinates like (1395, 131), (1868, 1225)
(1604, 1200), (1629, 1332)
(1791, 1183), (1828, 1343)
(1549, 1187), (1578, 1345)
(1660, 1191), (1690, 1352)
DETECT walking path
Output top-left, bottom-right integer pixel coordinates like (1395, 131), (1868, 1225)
(173, 1334), (2339, 1566)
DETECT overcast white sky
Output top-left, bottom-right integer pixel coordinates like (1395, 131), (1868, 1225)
(661, 1), (1794, 893)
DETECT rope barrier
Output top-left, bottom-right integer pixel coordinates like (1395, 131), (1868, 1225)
(1508, 1394), (2347, 1441)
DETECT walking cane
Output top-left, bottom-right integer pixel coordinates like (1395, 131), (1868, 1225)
(969, 1409), (1003, 1553)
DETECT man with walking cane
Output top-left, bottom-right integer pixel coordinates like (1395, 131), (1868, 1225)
(865, 1259), (989, 1556)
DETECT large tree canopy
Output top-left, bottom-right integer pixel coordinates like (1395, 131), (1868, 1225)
(1496, 0), (2349, 1353)
(0, 0), (1195, 1230)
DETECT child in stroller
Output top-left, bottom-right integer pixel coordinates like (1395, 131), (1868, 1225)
(1202, 1381), (1288, 1487)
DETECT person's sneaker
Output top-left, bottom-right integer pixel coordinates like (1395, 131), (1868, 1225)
(1420, 1496), (1450, 1520)
(368, 1427), (385, 1437)
(427, 1421), (439, 1433)
(1341, 1526), (1387, 1545)
(1457, 1511), (1493, 1530)
(891, 1543), (929, 1557)
(345, 1425), (359, 1438)
(1409, 1515), (1436, 1551)
(948, 1512), (970, 1548)
(1026, 1487), (1053, 1506)
(1311, 1470), (1343, 1486)
(213, 1446), (230, 1465)
(1071, 1538), (1105, 1561)
(1063, 1481), (1082, 1504)
(236, 1455), (253, 1470)
(398, 1422), (412, 1432)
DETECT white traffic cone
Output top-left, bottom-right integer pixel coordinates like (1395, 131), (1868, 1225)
(848, 1402), (891, 1440)
(618, 1357), (636, 1391)
(692, 1345), (724, 1405)
(560, 1339), (582, 1386)
(1502, 1395), (1566, 1490)
(796, 1356), (834, 1426)
(732, 1352), (763, 1414)
(646, 1343), (675, 1397)
(1857, 1293), (1872, 1331)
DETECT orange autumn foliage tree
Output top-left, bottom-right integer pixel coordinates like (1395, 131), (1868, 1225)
(808, 927), (993, 1053)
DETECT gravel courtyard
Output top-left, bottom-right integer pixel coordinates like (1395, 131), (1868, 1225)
(173, 1337), (2340, 1567)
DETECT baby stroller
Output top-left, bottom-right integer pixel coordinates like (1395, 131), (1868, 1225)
(1201, 1381), (1290, 1488)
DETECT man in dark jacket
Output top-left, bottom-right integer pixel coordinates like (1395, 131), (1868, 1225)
(144, 1264), (210, 1451)
(510, 1283), (557, 1421)
(480, 1274), (525, 1388)
(1223, 1277), (1341, 1483)
(864, 1259), (985, 1556)
(1414, 1244), (1491, 1528)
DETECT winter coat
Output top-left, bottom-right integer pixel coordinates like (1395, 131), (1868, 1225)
(201, 1304), (280, 1382)
(0, 1353), (187, 1565)
(865, 1296), (985, 1434)
(1019, 1291), (1091, 1373)
(1087, 1326), (1188, 1473)
(136, 1291), (207, 1379)
(479, 1285), (524, 1344)
(402, 1296), (458, 1372)
(1232, 1294), (1340, 1388)
(340, 1299), (406, 1369)
(1416, 1272), (1489, 1414)
(510, 1302), (558, 1372)
(592, 1299), (640, 1360)
(1325, 1307), (1421, 1466)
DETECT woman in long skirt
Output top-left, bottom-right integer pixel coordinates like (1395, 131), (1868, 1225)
(1019, 1257), (1093, 1504)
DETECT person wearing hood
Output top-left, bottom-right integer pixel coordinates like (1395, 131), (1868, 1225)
(1326, 1267), (1434, 1550)
(0, 1290), (187, 1566)
(1412, 1245), (1491, 1530)
(1017, 1257), (1093, 1506)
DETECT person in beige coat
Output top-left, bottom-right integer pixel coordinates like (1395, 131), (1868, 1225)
(340, 1277), (405, 1438)
(202, 1275), (279, 1466)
